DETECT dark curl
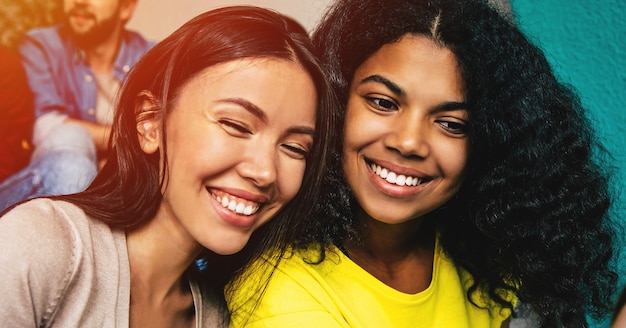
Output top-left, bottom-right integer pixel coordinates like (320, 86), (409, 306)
(305, 0), (618, 326)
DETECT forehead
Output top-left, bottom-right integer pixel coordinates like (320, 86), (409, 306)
(360, 34), (459, 75)
(353, 34), (464, 99)
(171, 57), (317, 121)
(179, 58), (310, 94)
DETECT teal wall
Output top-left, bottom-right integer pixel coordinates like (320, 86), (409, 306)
(511, 0), (626, 325)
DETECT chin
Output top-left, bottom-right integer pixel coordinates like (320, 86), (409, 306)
(208, 238), (251, 256)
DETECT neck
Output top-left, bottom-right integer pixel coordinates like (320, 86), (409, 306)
(126, 214), (200, 327)
(348, 208), (435, 261)
(342, 208), (436, 294)
(81, 25), (124, 74)
(126, 210), (202, 305)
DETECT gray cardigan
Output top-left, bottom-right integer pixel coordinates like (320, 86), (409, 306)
(0, 199), (222, 327)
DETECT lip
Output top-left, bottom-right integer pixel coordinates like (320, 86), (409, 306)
(214, 186), (269, 203)
(69, 15), (93, 28)
(206, 187), (266, 228)
(68, 9), (94, 23)
(367, 157), (428, 178)
(364, 157), (431, 198)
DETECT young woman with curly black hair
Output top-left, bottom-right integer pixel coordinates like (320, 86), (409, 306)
(227, 0), (618, 327)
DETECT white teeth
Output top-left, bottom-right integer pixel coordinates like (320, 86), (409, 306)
(370, 163), (421, 186)
(214, 194), (260, 216)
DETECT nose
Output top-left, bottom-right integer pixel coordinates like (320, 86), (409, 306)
(384, 116), (430, 158)
(239, 144), (277, 188)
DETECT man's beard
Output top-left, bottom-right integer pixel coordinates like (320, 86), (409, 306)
(66, 9), (120, 48)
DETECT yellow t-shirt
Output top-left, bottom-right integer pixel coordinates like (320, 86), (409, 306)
(228, 239), (512, 327)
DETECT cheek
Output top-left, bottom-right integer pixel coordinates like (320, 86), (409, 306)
(165, 125), (216, 175)
(615, 308), (626, 327)
(276, 159), (307, 201)
(342, 103), (375, 151)
(442, 142), (469, 186)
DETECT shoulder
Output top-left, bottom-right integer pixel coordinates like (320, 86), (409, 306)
(245, 246), (342, 286)
(0, 199), (100, 261)
(24, 25), (63, 44)
(0, 198), (119, 271)
(122, 29), (156, 51)
(0, 199), (96, 322)
(20, 25), (68, 57)
(227, 246), (345, 325)
(226, 249), (337, 307)
(436, 243), (515, 324)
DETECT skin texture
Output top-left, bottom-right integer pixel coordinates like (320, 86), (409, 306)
(341, 34), (470, 297)
(615, 307), (626, 328)
(135, 58), (317, 256)
(343, 34), (468, 225)
(306, 0), (617, 325)
(128, 57), (317, 326)
(32, 6), (335, 326)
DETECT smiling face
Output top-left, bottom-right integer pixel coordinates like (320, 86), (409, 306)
(139, 58), (317, 255)
(342, 34), (468, 224)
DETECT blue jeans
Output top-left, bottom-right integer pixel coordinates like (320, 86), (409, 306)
(0, 123), (97, 212)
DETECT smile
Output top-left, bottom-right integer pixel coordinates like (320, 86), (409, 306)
(369, 162), (426, 187)
(210, 190), (261, 216)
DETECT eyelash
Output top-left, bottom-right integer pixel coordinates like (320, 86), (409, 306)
(282, 143), (309, 160)
(365, 96), (398, 112)
(435, 120), (467, 135)
(219, 119), (252, 135)
(220, 119), (310, 159)
(364, 96), (467, 135)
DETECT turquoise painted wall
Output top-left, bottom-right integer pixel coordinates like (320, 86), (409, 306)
(511, 0), (626, 325)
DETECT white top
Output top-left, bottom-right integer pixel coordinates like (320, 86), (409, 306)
(0, 198), (222, 327)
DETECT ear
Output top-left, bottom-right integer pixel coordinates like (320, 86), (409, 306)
(119, 0), (138, 24)
(135, 91), (161, 155)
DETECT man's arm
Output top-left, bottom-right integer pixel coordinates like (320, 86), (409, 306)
(65, 118), (111, 153)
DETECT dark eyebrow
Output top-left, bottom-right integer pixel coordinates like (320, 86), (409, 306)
(218, 98), (268, 123)
(218, 97), (315, 137)
(361, 75), (468, 112)
(288, 126), (316, 138)
(436, 101), (468, 112)
(359, 75), (405, 97)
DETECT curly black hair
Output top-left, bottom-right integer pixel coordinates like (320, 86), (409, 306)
(300, 0), (618, 326)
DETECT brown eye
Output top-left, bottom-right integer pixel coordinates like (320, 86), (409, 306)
(365, 96), (398, 112)
(436, 119), (467, 135)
